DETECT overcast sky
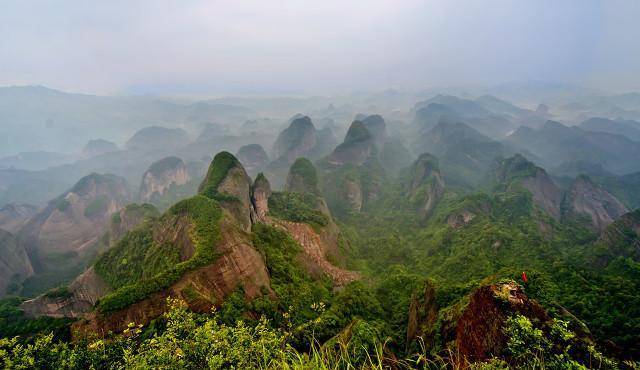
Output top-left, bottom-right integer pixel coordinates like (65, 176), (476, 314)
(1, 0), (639, 95)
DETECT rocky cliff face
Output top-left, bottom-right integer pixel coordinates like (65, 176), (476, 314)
(406, 281), (438, 349)
(406, 153), (445, 221)
(565, 175), (629, 231)
(0, 229), (33, 296)
(26, 152), (357, 337)
(139, 156), (190, 203)
(199, 151), (254, 231)
(19, 173), (130, 271)
(108, 203), (160, 246)
(285, 158), (321, 195)
(236, 144), (269, 177)
(251, 173), (271, 223)
(0, 203), (37, 234)
(67, 154), (273, 335)
(408, 281), (557, 364)
(495, 154), (563, 219)
(72, 214), (272, 337)
(268, 160), (358, 285)
(326, 121), (376, 166)
(271, 116), (318, 165)
(21, 267), (110, 318)
(453, 282), (550, 362)
(361, 114), (387, 150)
(20, 203), (159, 316)
(594, 209), (640, 265)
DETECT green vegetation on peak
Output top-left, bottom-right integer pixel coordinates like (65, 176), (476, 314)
(285, 157), (320, 195)
(414, 152), (439, 170)
(70, 173), (127, 195)
(494, 154), (539, 184)
(268, 191), (328, 228)
(254, 172), (269, 187)
(146, 156), (184, 175)
(343, 121), (372, 145)
(198, 151), (242, 200)
(95, 195), (223, 312)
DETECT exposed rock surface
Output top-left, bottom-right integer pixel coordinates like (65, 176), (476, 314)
(199, 151), (254, 231)
(270, 219), (358, 285)
(566, 175), (629, 231)
(361, 114), (387, 150)
(271, 116), (318, 165)
(595, 209), (640, 264)
(406, 153), (445, 221)
(108, 203), (160, 246)
(139, 156), (189, 203)
(19, 203), (159, 315)
(72, 215), (272, 337)
(452, 282), (550, 362)
(251, 173), (271, 222)
(285, 158), (321, 195)
(0, 229), (33, 296)
(326, 121), (376, 166)
(21, 267), (110, 318)
(406, 281), (438, 349)
(446, 210), (477, 229)
(270, 161), (358, 285)
(236, 144), (269, 177)
(495, 154), (563, 219)
(27, 152), (357, 337)
(19, 173), (130, 270)
(0, 203), (37, 234)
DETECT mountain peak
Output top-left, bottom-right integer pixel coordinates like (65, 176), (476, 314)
(285, 158), (320, 195)
(199, 151), (253, 230)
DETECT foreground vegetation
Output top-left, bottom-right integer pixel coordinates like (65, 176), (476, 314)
(2, 297), (626, 369)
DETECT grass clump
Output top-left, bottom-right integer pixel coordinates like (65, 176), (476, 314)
(268, 191), (328, 227)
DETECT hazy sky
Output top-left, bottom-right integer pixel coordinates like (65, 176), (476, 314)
(1, 0), (639, 95)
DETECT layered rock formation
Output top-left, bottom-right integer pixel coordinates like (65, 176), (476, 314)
(452, 282), (550, 362)
(266, 160), (358, 285)
(23, 152), (358, 337)
(251, 173), (271, 222)
(0, 203), (37, 234)
(108, 203), (160, 246)
(405, 153), (445, 221)
(0, 229), (33, 296)
(495, 154), (563, 219)
(284, 158), (321, 195)
(19, 173), (130, 271)
(199, 151), (254, 231)
(326, 121), (377, 166)
(271, 116), (318, 166)
(594, 209), (640, 265)
(139, 157), (190, 203)
(361, 114), (387, 150)
(566, 175), (629, 231)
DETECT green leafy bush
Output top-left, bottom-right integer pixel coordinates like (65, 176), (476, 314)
(268, 191), (328, 227)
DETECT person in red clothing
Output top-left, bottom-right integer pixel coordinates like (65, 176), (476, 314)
(521, 271), (528, 283)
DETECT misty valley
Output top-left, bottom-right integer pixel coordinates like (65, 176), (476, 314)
(1, 86), (640, 369)
(2, 1), (640, 368)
